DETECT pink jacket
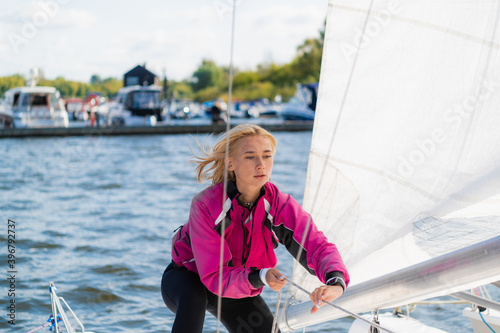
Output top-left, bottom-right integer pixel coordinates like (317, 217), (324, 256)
(171, 181), (349, 298)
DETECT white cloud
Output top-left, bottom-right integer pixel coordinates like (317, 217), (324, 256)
(50, 8), (97, 29)
(229, 4), (326, 68)
(0, 0), (328, 82)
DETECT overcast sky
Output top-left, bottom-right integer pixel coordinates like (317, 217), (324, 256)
(1, 0), (329, 83)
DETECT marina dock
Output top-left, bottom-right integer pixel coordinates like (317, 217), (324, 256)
(0, 121), (313, 138)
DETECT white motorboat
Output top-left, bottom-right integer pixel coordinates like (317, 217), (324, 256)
(247, 98), (282, 118)
(4, 86), (69, 128)
(280, 83), (317, 121)
(106, 85), (164, 127)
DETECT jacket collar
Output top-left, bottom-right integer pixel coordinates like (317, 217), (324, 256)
(226, 180), (239, 200)
(226, 180), (267, 202)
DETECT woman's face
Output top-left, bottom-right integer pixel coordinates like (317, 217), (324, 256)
(228, 135), (274, 197)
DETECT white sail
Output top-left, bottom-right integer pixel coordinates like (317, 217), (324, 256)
(282, 0), (500, 329)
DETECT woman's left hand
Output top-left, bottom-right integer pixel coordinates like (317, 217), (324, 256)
(309, 284), (344, 314)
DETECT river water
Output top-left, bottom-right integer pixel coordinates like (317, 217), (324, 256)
(0, 130), (496, 332)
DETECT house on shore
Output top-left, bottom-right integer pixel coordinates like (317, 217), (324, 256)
(124, 64), (160, 87)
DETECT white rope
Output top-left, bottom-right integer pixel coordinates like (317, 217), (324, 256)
(271, 289), (282, 333)
(216, 1), (237, 332)
(25, 321), (51, 333)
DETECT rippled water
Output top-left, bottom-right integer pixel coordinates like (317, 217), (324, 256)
(0, 130), (496, 332)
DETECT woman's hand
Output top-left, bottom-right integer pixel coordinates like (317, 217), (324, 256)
(309, 284), (344, 314)
(266, 268), (287, 291)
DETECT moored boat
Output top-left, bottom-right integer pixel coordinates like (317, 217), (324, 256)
(106, 85), (164, 126)
(280, 83), (317, 121)
(65, 97), (88, 121)
(4, 86), (69, 128)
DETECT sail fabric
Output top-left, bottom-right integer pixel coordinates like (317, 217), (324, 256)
(291, 0), (500, 301)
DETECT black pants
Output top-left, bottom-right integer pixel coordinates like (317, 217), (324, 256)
(161, 262), (279, 333)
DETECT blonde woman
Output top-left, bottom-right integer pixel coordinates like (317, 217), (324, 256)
(161, 124), (349, 332)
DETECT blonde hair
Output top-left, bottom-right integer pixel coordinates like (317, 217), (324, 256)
(191, 124), (277, 184)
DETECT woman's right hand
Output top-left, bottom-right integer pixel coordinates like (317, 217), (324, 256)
(266, 268), (287, 291)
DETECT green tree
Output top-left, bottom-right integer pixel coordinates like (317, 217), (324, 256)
(90, 74), (102, 85)
(232, 70), (259, 89)
(0, 74), (26, 98)
(191, 59), (223, 92)
(170, 80), (193, 100)
(100, 77), (123, 98)
(289, 37), (323, 83)
(258, 63), (294, 87)
(51, 77), (75, 97)
(232, 82), (275, 101)
(194, 86), (220, 102)
(75, 82), (90, 98)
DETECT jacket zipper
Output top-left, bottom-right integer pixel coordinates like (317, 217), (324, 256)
(241, 208), (246, 267)
(241, 204), (256, 268)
